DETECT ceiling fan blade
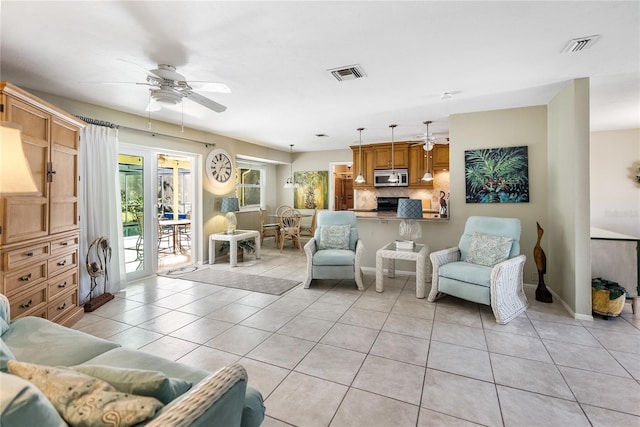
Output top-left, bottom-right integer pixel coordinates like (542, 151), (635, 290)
(186, 91), (227, 113)
(187, 81), (231, 93)
(79, 81), (152, 86)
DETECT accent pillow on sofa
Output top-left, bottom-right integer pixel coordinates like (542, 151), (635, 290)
(8, 360), (163, 427)
(318, 225), (351, 250)
(72, 365), (192, 404)
(0, 372), (67, 427)
(465, 232), (513, 267)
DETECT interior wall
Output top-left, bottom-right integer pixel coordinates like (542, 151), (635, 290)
(590, 128), (640, 236)
(448, 105), (548, 284)
(547, 78), (592, 317)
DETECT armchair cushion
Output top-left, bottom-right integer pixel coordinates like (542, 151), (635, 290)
(439, 261), (492, 288)
(465, 232), (513, 267)
(313, 249), (355, 266)
(0, 340), (15, 372)
(0, 372), (67, 427)
(318, 225), (351, 250)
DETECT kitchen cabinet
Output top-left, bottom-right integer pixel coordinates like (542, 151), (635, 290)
(408, 145), (433, 188)
(372, 142), (408, 169)
(0, 81), (85, 327)
(351, 145), (374, 188)
(433, 144), (450, 170)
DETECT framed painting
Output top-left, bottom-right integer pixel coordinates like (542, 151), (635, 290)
(293, 171), (329, 209)
(465, 146), (529, 203)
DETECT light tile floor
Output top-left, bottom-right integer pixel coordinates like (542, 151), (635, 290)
(74, 240), (640, 426)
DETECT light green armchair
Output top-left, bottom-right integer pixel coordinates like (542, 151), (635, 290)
(303, 210), (364, 290)
(428, 216), (528, 324)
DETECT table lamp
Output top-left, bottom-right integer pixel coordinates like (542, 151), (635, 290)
(221, 197), (240, 234)
(397, 198), (423, 243)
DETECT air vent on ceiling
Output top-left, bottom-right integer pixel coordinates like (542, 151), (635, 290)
(561, 35), (600, 53)
(327, 65), (366, 81)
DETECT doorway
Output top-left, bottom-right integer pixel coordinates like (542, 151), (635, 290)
(331, 162), (354, 211)
(119, 144), (197, 280)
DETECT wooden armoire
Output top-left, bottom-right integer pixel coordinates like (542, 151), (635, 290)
(0, 82), (85, 326)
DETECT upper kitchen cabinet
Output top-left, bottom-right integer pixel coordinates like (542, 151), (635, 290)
(372, 142), (408, 169)
(432, 144), (450, 170)
(351, 144), (374, 188)
(408, 145), (433, 188)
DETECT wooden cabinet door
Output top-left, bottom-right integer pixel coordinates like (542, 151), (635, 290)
(373, 145), (392, 169)
(352, 146), (373, 188)
(433, 145), (450, 170)
(49, 119), (79, 234)
(393, 144), (409, 168)
(1, 96), (49, 243)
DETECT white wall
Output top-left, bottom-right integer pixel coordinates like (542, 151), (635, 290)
(547, 78), (592, 317)
(590, 128), (640, 236)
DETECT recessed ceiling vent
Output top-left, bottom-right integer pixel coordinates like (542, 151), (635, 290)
(328, 65), (366, 81)
(561, 35), (600, 53)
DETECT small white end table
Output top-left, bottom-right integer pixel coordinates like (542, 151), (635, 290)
(376, 242), (430, 298)
(209, 230), (261, 267)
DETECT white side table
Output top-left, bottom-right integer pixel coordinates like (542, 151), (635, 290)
(209, 230), (261, 267)
(376, 242), (430, 298)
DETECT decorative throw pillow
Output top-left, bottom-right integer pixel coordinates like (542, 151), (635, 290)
(318, 225), (351, 250)
(7, 360), (163, 427)
(72, 365), (192, 404)
(465, 232), (513, 267)
(0, 372), (67, 427)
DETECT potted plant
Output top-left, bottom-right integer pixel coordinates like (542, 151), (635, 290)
(591, 277), (628, 319)
(219, 239), (256, 262)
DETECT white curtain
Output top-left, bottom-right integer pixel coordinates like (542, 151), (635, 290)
(79, 125), (126, 303)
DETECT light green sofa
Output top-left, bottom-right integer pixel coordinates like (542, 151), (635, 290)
(0, 294), (264, 427)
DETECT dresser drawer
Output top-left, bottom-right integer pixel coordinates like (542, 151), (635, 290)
(10, 283), (47, 320)
(50, 234), (79, 255)
(48, 288), (79, 323)
(3, 242), (50, 270)
(48, 270), (78, 300)
(48, 250), (77, 277)
(3, 261), (47, 296)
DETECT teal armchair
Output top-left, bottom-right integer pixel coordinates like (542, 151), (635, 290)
(303, 211), (364, 290)
(428, 216), (528, 324)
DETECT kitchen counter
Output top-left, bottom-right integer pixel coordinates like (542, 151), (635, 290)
(352, 210), (448, 221)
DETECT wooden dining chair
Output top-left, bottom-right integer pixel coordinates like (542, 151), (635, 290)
(259, 208), (280, 245)
(279, 208), (302, 251)
(299, 209), (318, 238)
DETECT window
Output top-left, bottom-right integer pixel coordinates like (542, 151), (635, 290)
(236, 160), (264, 209)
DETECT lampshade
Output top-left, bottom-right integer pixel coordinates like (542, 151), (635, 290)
(0, 122), (39, 197)
(397, 199), (423, 219)
(421, 171), (433, 182)
(220, 197), (240, 213)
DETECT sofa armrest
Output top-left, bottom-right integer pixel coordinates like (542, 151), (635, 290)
(146, 364), (249, 427)
(490, 254), (528, 324)
(303, 238), (317, 288)
(427, 247), (460, 302)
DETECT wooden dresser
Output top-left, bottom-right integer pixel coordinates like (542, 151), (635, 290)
(0, 82), (85, 327)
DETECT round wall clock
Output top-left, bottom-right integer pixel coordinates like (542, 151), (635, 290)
(205, 149), (234, 184)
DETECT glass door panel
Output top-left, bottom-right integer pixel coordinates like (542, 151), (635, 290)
(119, 154), (146, 275)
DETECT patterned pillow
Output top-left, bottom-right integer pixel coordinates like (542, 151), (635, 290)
(465, 232), (513, 267)
(7, 360), (163, 427)
(318, 225), (351, 250)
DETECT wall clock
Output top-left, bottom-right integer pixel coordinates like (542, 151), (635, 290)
(205, 148), (234, 184)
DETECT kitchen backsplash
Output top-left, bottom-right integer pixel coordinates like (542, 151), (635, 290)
(354, 171), (450, 211)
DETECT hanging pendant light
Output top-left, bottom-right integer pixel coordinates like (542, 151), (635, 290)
(283, 144), (299, 188)
(354, 127), (366, 184)
(388, 124), (398, 183)
(422, 120), (436, 151)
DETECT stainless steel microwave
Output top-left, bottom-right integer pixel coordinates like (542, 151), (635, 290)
(373, 169), (409, 187)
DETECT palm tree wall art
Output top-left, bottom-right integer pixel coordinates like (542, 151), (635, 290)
(293, 171), (329, 209)
(465, 146), (529, 203)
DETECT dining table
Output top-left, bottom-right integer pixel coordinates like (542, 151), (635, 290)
(158, 218), (191, 253)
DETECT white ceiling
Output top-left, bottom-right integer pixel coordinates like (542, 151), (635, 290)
(1, 1), (638, 152)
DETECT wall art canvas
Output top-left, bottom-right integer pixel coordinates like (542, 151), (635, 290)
(465, 146), (529, 203)
(294, 171), (329, 209)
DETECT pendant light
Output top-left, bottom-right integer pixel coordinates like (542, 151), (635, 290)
(421, 120), (434, 182)
(354, 127), (366, 184)
(283, 144), (299, 188)
(388, 124), (398, 183)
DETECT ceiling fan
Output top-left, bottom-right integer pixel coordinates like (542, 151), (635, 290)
(97, 62), (230, 113)
(410, 121), (449, 151)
